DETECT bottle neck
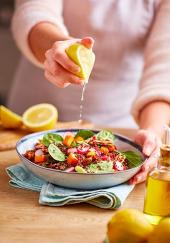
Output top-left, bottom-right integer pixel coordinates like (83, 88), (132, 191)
(158, 145), (170, 170)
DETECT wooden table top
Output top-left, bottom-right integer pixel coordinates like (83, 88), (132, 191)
(0, 127), (145, 243)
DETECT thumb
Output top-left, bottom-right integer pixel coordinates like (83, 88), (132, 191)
(81, 37), (94, 49)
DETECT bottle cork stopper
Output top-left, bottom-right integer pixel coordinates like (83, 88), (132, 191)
(160, 125), (170, 166)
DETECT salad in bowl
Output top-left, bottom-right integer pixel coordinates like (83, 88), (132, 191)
(24, 130), (143, 174)
(17, 129), (145, 189)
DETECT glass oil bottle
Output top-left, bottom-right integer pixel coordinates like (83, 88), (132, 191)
(143, 126), (170, 224)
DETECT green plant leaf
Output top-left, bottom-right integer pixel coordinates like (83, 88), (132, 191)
(75, 166), (87, 173)
(88, 161), (114, 173)
(42, 133), (63, 147)
(121, 151), (142, 168)
(48, 144), (65, 161)
(96, 130), (115, 143)
(75, 130), (94, 140)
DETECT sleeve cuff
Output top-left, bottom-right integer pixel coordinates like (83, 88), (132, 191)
(131, 87), (170, 124)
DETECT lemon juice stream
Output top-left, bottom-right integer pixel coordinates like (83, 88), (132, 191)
(78, 83), (86, 124)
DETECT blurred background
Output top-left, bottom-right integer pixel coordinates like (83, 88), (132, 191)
(0, 0), (20, 105)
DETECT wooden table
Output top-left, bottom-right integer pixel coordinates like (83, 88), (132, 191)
(0, 128), (145, 243)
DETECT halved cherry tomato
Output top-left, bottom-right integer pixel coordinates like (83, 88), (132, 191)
(63, 135), (74, 147)
(67, 153), (78, 166)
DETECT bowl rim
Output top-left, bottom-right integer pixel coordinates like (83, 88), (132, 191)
(16, 128), (146, 176)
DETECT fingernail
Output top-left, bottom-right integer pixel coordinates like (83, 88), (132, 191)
(144, 147), (152, 156)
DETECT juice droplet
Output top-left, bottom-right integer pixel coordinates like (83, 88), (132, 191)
(79, 83), (86, 123)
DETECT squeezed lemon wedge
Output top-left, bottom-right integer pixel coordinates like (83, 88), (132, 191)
(22, 103), (58, 132)
(65, 43), (95, 82)
(0, 105), (22, 129)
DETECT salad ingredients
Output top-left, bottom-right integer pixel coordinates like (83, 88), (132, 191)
(63, 133), (74, 147)
(24, 130), (142, 174)
(42, 133), (63, 147)
(34, 149), (46, 163)
(48, 144), (65, 161)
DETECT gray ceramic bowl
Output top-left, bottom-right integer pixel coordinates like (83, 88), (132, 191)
(16, 129), (145, 189)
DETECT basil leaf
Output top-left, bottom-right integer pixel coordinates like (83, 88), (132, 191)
(75, 130), (94, 140)
(96, 130), (115, 143)
(42, 133), (63, 147)
(121, 151), (142, 168)
(48, 144), (65, 161)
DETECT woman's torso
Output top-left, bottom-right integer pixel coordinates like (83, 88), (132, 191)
(8, 0), (159, 127)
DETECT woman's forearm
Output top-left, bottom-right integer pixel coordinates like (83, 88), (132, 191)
(28, 22), (71, 63)
(139, 101), (170, 136)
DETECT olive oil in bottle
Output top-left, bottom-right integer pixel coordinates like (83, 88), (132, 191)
(143, 127), (170, 225)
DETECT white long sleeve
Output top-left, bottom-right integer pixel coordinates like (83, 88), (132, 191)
(131, 0), (170, 123)
(11, 0), (68, 68)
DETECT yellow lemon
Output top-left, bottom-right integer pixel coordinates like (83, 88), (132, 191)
(0, 105), (22, 129)
(65, 43), (95, 82)
(107, 209), (153, 243)
(22, 103), (58, 132)
(147, 217), (170, 243)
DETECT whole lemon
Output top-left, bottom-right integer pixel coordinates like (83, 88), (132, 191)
(147, 217), (170, 243)
(107, 209), (153, 243)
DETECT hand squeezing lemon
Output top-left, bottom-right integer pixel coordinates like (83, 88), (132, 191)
(66, 40), (95, 83)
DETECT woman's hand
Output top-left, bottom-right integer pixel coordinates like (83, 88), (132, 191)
(44, 37), (94, 88)
(129, 129), (161, 184)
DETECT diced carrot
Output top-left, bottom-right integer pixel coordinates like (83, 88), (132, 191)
(74, 136), (84, 143)
(100, 146), (109, 154)
(63, 135), (74, 147)
(35, 154), (46, 163)
(67, 153), (78, 166)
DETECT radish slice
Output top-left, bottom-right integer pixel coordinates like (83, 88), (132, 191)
(35, 149), (43, 156)
(77, 146), (89, 154)
(65, 167), (75, 172)
(67, 148), (77, 153)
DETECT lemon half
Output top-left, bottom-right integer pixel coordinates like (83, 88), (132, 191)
(22, 103), (58, 132)
(65, 43), (95, 82)
(0, 105), (22, 129)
